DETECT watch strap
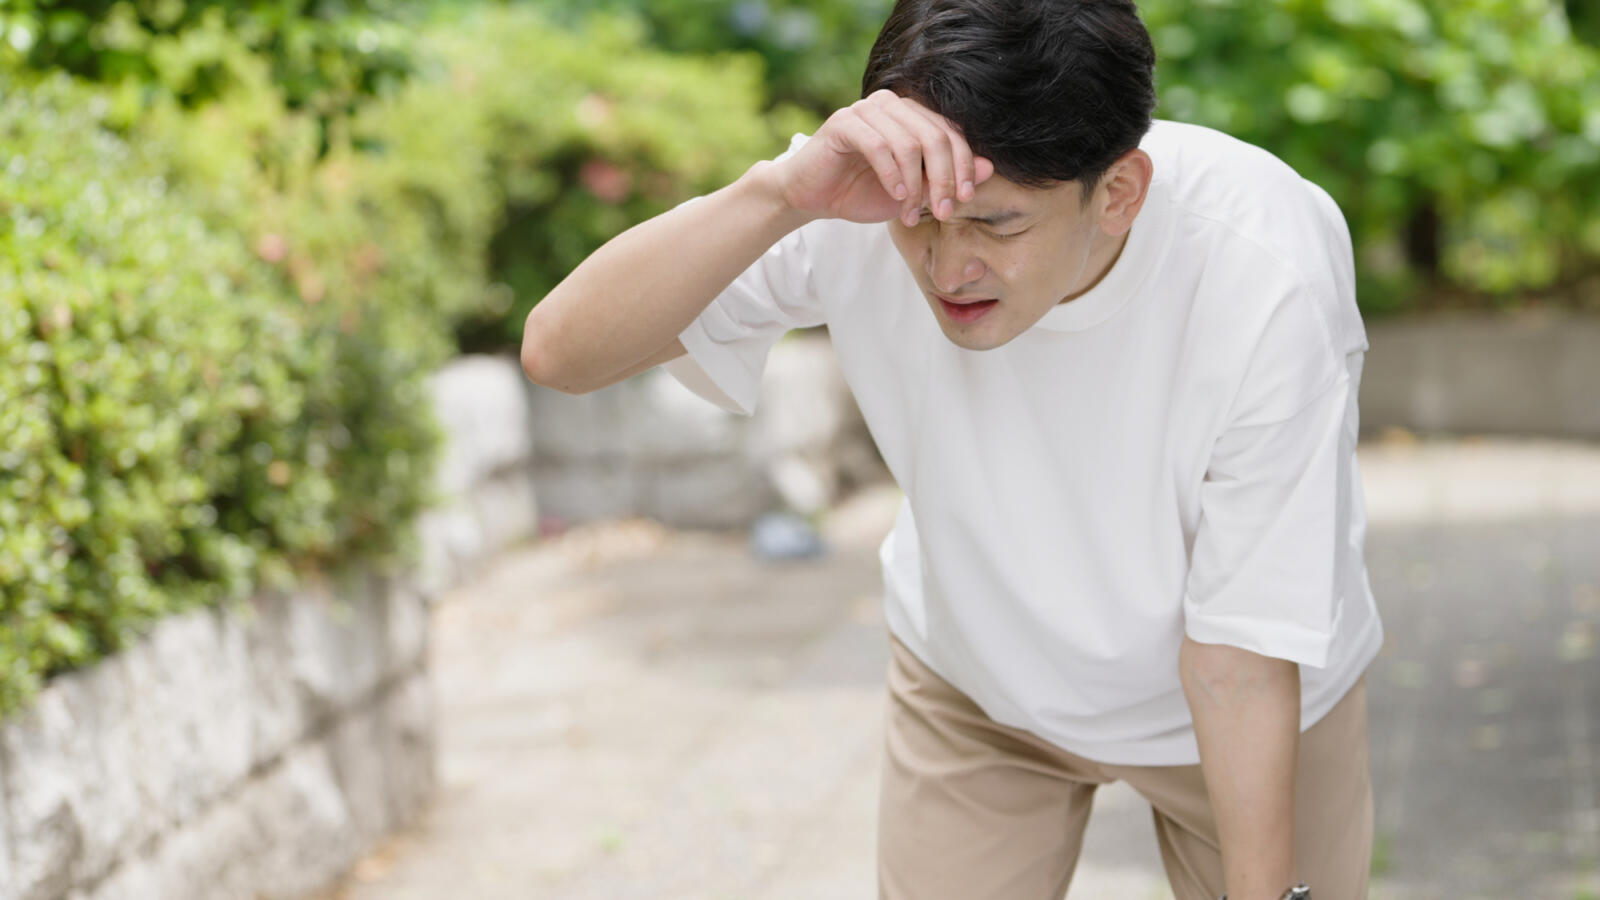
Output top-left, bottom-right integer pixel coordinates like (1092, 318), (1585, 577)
(1218, 885), (1311, 900)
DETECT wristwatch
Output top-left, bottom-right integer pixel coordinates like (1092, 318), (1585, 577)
(1218, 885), (1311, 900)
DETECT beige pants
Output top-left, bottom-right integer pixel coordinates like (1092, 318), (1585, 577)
(879, 636), (1373, 900)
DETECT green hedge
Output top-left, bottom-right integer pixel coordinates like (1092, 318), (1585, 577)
(521, 0), (890, 115)
(0, 0), (422, 151)
(1143, 0), (1600, 309)
(525, 0), (1600, 309)
(135, 5), (807, 349)
(0, 69), (446, 715)
(382, 8), (810, 348)
(0, 7), (800, 715)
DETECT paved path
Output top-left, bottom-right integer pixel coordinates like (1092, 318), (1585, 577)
(316, 438), (1600, 900)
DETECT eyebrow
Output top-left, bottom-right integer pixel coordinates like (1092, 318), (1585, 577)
(922, 207), (1027, 226)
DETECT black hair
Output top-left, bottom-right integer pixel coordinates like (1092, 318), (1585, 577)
(862, 0), (1157, 196)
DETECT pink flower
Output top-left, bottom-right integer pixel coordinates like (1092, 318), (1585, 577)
(580, 159), (631, 204)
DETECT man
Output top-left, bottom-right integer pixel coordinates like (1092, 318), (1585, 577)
(521, 1), (1381, 897)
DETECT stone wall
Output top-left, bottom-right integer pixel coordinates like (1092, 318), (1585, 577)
(414, 355), (541, 593)
(0, 356), (542, 900)
(0, 574), (433, 900)
(527, 332), (886, 530)
(0, 337), (886, 900)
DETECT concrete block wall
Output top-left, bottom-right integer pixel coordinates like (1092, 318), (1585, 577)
(414, 356), (542, 593)
(526, 333), (886, 530)
(1361, 310), (1600, 438)
(0, 355), (544, 900)
(0, 573), (434, 900)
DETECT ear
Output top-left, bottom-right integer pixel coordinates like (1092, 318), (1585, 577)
(1095, 148), (1153, 237)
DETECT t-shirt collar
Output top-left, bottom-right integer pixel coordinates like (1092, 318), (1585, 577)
(1031, 178), (1173, 333)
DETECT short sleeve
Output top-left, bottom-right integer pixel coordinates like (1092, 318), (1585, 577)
(663, 222), (824, 415)
(664, 133), (824, 416)
(1182, 287), (1354, 668)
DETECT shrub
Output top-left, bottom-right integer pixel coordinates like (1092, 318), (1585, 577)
(1142, 0), (1600, 308)
(0, 70), (443, 716)
(0, 0), (422, 149)
(365, 7), (811, 348)
(525, 0), (1600, 309)
(140, 5), (808, 352)
(0, 7), (801, 713)
(521, 0), (890, 114)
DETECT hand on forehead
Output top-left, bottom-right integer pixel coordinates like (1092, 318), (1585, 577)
(853, 90), (1000, 226)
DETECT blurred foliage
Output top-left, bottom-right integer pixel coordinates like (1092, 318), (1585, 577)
(0, 0), (422, 152)
(0, 5), (799, 714)
(1143, 0), (1600, 309)
(0, 67), (445, 716)
(524, 0), (1600, 309)
(1567, 0), (1600, 43)
(382, 6), (808, 348)
(5, 0), (1596, 714)
(513, 0), (889, 114)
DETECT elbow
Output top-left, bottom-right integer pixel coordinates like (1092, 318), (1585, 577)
(518, 328), (550, 384)
(520, 324), (589, 395)
(518, 335), (550, 385)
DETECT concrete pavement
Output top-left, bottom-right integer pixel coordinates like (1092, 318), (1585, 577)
(315, 437), (1600, 900)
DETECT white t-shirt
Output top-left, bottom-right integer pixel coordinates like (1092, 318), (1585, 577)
(665, 120), (1384, 765)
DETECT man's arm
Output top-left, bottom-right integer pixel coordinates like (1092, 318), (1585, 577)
(520, 165), (805, 394)
(1179, 635), (1300, 900)
(520, 91), (991, 394)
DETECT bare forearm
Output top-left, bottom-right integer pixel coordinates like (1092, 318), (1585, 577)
(523, 93), (998, 393)
(521, 160), (810, 393)
(1179, 636), (1300, 900)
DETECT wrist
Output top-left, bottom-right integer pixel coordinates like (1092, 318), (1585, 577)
(739, 158), (817, 233)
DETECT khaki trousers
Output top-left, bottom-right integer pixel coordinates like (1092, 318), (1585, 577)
(879, 636), (1373, 900)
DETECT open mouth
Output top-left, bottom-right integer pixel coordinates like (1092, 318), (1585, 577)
(936, 295), (999, 324)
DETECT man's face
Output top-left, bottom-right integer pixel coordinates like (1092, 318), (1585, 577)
(887, 173), (1112, 351)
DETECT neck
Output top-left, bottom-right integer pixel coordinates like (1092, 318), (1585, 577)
(1058, 229), (1129, 304)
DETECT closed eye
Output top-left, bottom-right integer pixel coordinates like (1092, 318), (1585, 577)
(912, 210), (1030, 239)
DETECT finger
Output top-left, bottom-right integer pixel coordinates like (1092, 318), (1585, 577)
(879, 99), (961, 221)
(832, 110), (913, 207)
(853, 102), (928, 226)
(897, 100), (978, 202)
(938, 121), (977, 203)
(974, 155), (995, 185)
(855, 101), (928, 225)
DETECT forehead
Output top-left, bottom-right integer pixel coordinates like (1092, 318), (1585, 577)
(963, 174), (1083, 221)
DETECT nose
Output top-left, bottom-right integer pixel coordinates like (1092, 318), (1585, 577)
(927, 230), (986, 295)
